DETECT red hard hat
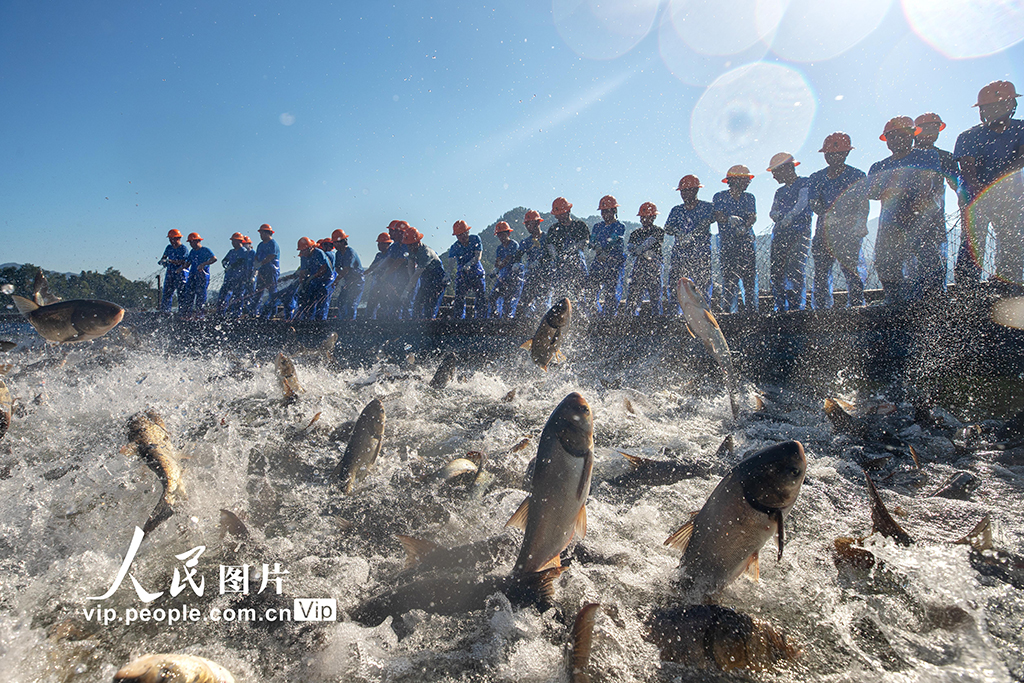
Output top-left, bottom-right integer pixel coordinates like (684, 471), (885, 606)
(390, 220), (409, 233)
(598, 195), (619, 210)
(974, 80), (1020, 107)
(551, 197), (572, 215)
(297, 236), (315, 251)
(317, 238), (334, 250)
(167, 229), (182, 238)
(187, 232), (202, 242)
(767, 152), (799, 171)
(819, 132), (854, 153)
(722, 165), (754, 183)
(242, 235), (252, 245)
(915, 112), (946, 131)
(523, 209), (545, 223)
(676, 175), (702, 190)
(494, 221), (513, 235)
(453, 220), (471, 236)
(637, 202), (658, 217)
(332, 229), (349, 241)
(230, 232), (244, 241)
(402, 227), (423, 245)
(258, 223), (274, 234)
(880, 116), (920, 141)
(377, 232), (393, 244)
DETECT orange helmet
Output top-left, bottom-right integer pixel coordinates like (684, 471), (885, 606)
(402, 227), (423, 245)
(230, 232), (244, 241)
(391, 220), (410, 233)
(242, 235), (252, 245)
(722, 165), (754, 183)
(167, 229), (182, 238)
(915, 112), (945, 131)
(523, 209), (544, 223)
(819, 132), (854, 153)
(332, 229), (349, 241)
(676, 175), (702, 190)
(297, 236), (315, 251)
(880, 116), (920, 141)
(317, 238), (334, 250)
(187, 232), (202, 242)
(974, 80), (1020, 107)
(551, 197), (572, 215)
(258, 223), (274, 234)
(452, 220), (471, 235)
(377, 232), (393, 244)
(494, 221), (513, 235)
(637, 202), (658, 217)
(767, 152), (799, 171)
(598, 195), (619, 210)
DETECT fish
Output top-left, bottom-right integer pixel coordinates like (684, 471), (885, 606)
(571, 603), (601, 683)
(395, 533), (518, 574)
(864, 471), (914, 546)
(607, 451), (710, 487)
(32, 269), (62, 306)
(507, 392), (594, 574)
(332, 398), (386, 494)
(113, 653), (235, 683)
(957, 516), (1024, 591)
(824, 398), (867, 438)
(929, 471), (981, 500)
(121, 411), (186, 533)
(274, 352), (303, 400)
(665, 440), (806, 598)
(11, 295), (124, 344)
(647, 604), (800, 672)
(521, 298), (571, 371)
(0, 379), (10, 441)
(0, 341), (16, 353)
(219, 509), (250, 540)
(676, 277), (738, 418)
(429, 351), (459, 389)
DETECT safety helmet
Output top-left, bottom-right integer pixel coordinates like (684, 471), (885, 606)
(523, 209), (544, 223)
(317, 238), (334, 250)
(230, 232), (244, 241)
(819, 132), (854, 153)
(332, 229), (349, 241)
(637, 202), (658, 217)
(767, 152), (799, 172)
(974, 80), (1020, 107)
(551, 197), (572, 215)
(167, 229), (182, 239)
(297, 236), (315, 251)
(242, 235), (252, 245)
(258, 223), (274, 234)
(187, 232), (202, 242)
(880, 116), (920, 141)
(402, 227), (423, 245)
(915, 112), (946, 131)
(452, 220), (471, 236)
(494, 221), (513, 235)
(676, 175), (702, 190)
(598, 195), (619, 210)
(391, 220), (410, 233)
(377, 232), (393, 244)
(722, 165), (754, 183)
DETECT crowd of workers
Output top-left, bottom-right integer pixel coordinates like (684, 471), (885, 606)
(158, 80), (1024, 321)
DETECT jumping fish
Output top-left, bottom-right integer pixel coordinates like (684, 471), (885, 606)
(957, 516), (1024, 591)
(929, 471), (981, 500)
(676, 277), (738, 418)
(429, 351), (459, 389)
(570, 603), (601, 683)
(113, 653), (235, 683)
(396, 533), (518, 574)
(0, 379), (11, 441)
(864, 471), (914, 546)
(274, 352), (303, 400)
(32, 269), (62, 306)
(507, 391), (593, 574)
(332, 398), (385, 494)
(121, 411), (186, 533)
(608, 451), (710, 487)
(665, 441), (806, 598)
(521, 298), (571, 371)
(12, 295), (124, 344)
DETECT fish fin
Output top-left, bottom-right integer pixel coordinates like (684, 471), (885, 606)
(684, 323), (696, 338)
(703, 308), (722, 331)
(219, 509), (249, 540)
(520, 339), (533, 350)
(119, 443), (139, 458)
(741, 551), (760, 581)
(142, 497), (175, 534)
(505, 497), (530, 531)
(617, 451), (646, 470)
(554, 349), (567, 363)
(754, 395), (765, 411)
(573, 504), (587, 541)
(664, 514), (698, 552)
(509, 565), (566, 610)
(772, 508), (785, 561)
(396, 534), (439, 569)
(576, 448), (593, 501)
(865, 471), (914, 546)
(571, 603), (600, 683)
(908, 444), (920, 469)
(715, 435), (734, 458)
(11, 295), (39, 315)
(536, 554), (565, 572)
(834, 398), (856, 412)
(955, 515), (992, 551)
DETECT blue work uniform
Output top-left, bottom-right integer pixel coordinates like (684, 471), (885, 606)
(768, 176), (814, 312)
(378, 241), (411, 319)
(181, 246), (216, 315)
(333, 246), (365, 320)
(488, 239), (525, 318)
(241, 246), (256, 312)
(158, 244), (189, 312)
(448, 235), (486, 319)
(625, 222), (665, 315)
(518, 232), (553, 314)
(409, 245), (448, 319)
(217, 246), (249, 317)
(588, 221), (626, 315)
(362, 250), (390, 320)
(252, 238), (280, 317)
(713, 190), (758, 313)
(297, 248), (336, 320)
(664, 200), (715, 308)
(546, 217), (590, 302)
(321, 248), (337, 317)
(808, 166), (869, 308)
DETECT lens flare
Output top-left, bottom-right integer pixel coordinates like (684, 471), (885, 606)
(765, 0), (893, 62)
(902, 0), (1024, 59)
(668, 0), (777, 56)
(960, 172), (1024, 285)
(552, 0), (660, 60)
(658, 13), (771, 87)
(690, 63), (817, 174)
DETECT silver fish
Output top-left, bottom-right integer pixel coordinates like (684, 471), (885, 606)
(332, 398), (385, 494)
(274, 352), (303, 399)
(677, 277), (738, 418)
(12, 295), (124, 344)
(121, 411), (186, 533)
(521, 298), (571, 371)
(113, 653), (235, 683)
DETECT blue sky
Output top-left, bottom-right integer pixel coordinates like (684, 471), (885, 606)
(1, 0), (1021, 282)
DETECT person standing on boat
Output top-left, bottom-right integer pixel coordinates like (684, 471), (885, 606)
(217, 232), (249, 317)
(251, 224), (280, 318)
(588, 195), (626, 316)
(317, 238), (337, 318)
(448, 220), (486, 319)
(517, 210), (552, 315)
(362, 231), (394, 319)
(487, 221), (524, 318)
(239, 235), (256, 314)
(868, 116), (944, 305)
(808, 133), (869, 308)
(331, 229), (364, 320)
(713, 166), (758, 314)
(624, 202), (664, 316)
(913, 112), (957, 286)
(180, 232), (217, 318)
(546, 197), (590, 305)
(402, 226), (448, 319)
(768, 153), (814, 312)
(158, 229), (189, 313)
(954, 81), (1024, 288)
(362, 221), (410, 319)
(295, 236), (335, 320)
(664, 175), (715, 311)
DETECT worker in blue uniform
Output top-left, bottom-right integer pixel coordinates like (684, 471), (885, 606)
(401, 227), (449, 319)
(158, 229), (189, 313)
(517, 210), (553, 315)
(664, 175), (715, 311)
(546, 197), (590, 303)
(767, 152), (814, 312)
(217, 232), (249, 317)
(295, 236), (335, 320)
(180, 232), (217, 318)
(488, 221), (525, 318)
(331, 229), (364, 320)
(713, 166), (758, 314)
(588, 195), (626, 316)
(448, 220), (486, 319)
(624, 202), (664, 316)
(362, 231), (394, 319)
(251, 224), (280, 318)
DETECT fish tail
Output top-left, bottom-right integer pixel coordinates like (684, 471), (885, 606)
(142, 496), (176, 534)
(507, 566), (566, 611)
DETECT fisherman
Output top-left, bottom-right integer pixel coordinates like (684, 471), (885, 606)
(664, 175), (715, 311)
(868, 116), (945, 305)
(914, 112), (957, 284)
(240, 235), (256, 314)
(401, 226), (448, 319)
(317, 238), (337, 317)
(157, 229), (189, 313)
(767, 152), (814, 312)
(362, 220), (412, 318)
(295, 236), (335, 320)
(448, 220), (486, 319)
(331, 229), (364, 320)
(808, 133), (870, 308)
(180, 232), (217, 318)
(487, 221), (524, 318)
(217, 232), (249, 317)
(251, 224), (280, 318)
(546, 197), (590, 304)
(954, 80), (1024, 288)
(517, 209), (553, 315)
(588, 195), (626, 316)
(362, 231), (394, 319)
(624, 202), (664, 316)
(713, 166), (758, 314)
